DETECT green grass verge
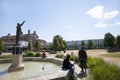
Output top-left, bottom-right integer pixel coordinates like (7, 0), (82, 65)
(88, 57), (120, 80)
(92, 63), (120, 80)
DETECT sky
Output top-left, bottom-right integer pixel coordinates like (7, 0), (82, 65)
(0, 0), (120, 42)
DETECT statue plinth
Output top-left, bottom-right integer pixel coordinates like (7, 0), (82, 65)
(8, 45), (24, 72)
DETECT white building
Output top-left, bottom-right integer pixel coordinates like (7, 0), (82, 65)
(66, 39), (103, 49)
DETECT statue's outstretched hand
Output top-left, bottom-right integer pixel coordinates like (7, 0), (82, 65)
(20, 21), (25, 26)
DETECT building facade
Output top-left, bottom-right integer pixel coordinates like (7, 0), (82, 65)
(66, 39), (104, 49)
(1, 30), (46, 51)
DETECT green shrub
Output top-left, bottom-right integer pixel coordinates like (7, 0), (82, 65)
(23, 54), (27, 57)
(0, 55), (12, 59)
(35, 52), (41, 57)
(26, 52), (34, 57)
(70, 54), (77, 61)
(55, 54), (64, 59)
(55, 54), (77, 61)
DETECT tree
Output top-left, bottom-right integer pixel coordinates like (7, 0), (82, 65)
(93, 43), (97, 49)
(74, 43), (78, 50)
(103, 33), (115, 48)
(0, 38), (4, 54)
(59, 36), (64, 50)
(49, 43), (54, 50)
(27, 41), (33, 51)
(114, 35), (120, 48)
(53, 35), (61, 51)
(81, 41), (86, 48)
(63, 40), (67, 50)
(34, 40), (40, 51)
(52, 35), (67, 51)
(87, 40), (93, 49)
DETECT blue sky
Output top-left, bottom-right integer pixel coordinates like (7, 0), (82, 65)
(0, 0), (120, 42)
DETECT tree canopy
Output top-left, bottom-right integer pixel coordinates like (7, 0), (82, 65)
(103, 33), (115, 48)
(34, 40), (40, 51)
(52, 35), (67, 51)
(114, 35), (120, 48)
(27, 41), (33, 51)
(74, 43), (78, 50)
(0, 38), (4, 52)
(81, 40), (86, 48)
(87, 40), (93, 49)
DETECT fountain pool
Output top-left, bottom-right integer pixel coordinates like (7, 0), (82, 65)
(0, 61), (60, 80)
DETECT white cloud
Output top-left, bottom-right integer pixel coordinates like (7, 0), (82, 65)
(94, 22), (108, 28)
(104, 11), (119, 19)
(86, 5), (119, 19)
(86, 5), (104, 19)
(115, 21), (120, 25)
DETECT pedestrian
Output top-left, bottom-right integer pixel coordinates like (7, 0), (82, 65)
(64, 50), (67, 58)
(78, 47), (87, 73)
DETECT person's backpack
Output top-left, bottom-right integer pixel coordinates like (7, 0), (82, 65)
(79, 50), (87, 60)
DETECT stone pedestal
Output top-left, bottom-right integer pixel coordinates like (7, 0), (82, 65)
(8, 45), (24, 72)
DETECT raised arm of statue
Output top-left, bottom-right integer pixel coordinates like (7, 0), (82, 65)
(16, 21), (25, 45)
(20, 21), (25, 27)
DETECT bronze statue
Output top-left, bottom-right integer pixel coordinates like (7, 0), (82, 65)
(16, 21), (25, 45)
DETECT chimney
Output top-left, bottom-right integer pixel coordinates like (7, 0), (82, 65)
(34, 31), (36, 34)
(8, 33), (10, 36)
(21, 32), (23, 35)
(28, 30), (30, 34)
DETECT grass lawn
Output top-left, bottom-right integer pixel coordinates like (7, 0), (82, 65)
(101, 52), (120, 58)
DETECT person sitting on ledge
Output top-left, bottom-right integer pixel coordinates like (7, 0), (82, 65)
(62, 54), (72, 70)
(42, 51), (46, 58)
(62, 54), (75, 78)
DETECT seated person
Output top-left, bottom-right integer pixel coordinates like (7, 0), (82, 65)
(42, 51), (46, 58)
(62, 54), (75, 78)
(62, 54), (74, 70)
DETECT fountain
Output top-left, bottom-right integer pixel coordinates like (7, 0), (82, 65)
(8, 21), (25, 72)
(0, 61), (60, 80)
(0, 57), (69, 80)
(0, 21), (70, 80)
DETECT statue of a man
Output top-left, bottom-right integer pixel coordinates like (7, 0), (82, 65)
(16, 21), (25, 45)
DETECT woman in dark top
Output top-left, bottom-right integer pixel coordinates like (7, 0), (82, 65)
(62, 54), (72, 69)
(62, 54), (75, 79)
